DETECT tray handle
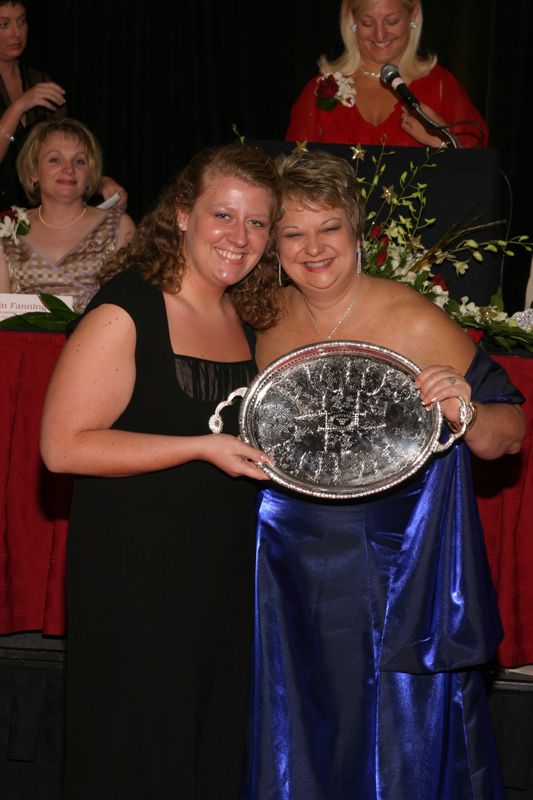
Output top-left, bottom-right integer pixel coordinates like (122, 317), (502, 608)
(208, 387), (248, 434)
(432, 397), (471, 453)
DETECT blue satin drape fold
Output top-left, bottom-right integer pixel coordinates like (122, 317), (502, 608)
(243, 347), (523, 800)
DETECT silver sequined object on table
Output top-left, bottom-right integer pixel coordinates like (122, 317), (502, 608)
(511, 308), (533, 332)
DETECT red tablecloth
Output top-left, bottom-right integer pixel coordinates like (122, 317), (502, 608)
(0, 331), (70, 635)
(473, 353), (533, 666)
(0, 331), (531, 665)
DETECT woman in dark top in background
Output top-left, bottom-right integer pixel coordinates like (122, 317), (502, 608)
(0, 0), (126, 207)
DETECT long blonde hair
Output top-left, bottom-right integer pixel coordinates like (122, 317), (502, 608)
(319, 0), (436, 83)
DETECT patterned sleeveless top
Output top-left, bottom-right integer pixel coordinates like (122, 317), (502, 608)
(2, 206), (122, 312)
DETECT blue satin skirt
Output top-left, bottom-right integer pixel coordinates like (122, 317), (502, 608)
(243, 480), (504, 800)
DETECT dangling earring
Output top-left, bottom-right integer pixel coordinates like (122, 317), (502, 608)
(410, 20), (417, 29)
(356, 249), (362, 274)
(278, 257), (283, 286)
(351, 22), (358, 32)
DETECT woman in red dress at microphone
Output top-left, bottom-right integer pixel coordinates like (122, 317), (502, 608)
(286, 0), (488, 148)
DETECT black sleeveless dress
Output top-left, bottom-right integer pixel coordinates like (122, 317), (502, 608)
(63, 268), (258, 799)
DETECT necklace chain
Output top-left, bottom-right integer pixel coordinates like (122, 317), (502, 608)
(359, 67), (381, 79)
(300, 277), (364, 341)
(38, 204), (87, 229)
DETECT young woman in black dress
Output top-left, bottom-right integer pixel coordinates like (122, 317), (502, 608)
(40, 142), (279, 799)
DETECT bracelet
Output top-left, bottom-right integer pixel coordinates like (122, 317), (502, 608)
(448, 400), (478, 434)
(0, 124), (15, 143)
(465, 400), (478, 432)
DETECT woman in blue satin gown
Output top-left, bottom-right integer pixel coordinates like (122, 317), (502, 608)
(240, 149), (525, 800)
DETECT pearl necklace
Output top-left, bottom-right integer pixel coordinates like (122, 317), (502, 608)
(38, 204), (87, 229)
(359, 67), (381, 79)
(300, 277), (364, 341)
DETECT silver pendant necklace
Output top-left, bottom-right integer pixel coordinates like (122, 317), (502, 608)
(300, 276), (364, 341)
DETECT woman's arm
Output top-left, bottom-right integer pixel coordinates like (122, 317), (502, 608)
(116, 212), (135, 249)
(40, 303), (270, 479)
(98, 175), (129, 211)
(0, 81), (66, 163)
(412, 306), (525, 460)
(416, 363), (524, 459)
(400, 103), (451, 148)
(0, 245), (11, 291)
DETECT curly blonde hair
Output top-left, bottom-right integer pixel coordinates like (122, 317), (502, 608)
(101, 143), (284, 328)
(319, 0), (436, 83)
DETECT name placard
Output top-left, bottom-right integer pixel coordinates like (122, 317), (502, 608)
(0, 293), (74, 322)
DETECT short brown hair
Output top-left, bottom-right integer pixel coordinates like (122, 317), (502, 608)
(236, 149), (366, 332)
(276, 149), (365, 239)
(17, 118), (103, 204)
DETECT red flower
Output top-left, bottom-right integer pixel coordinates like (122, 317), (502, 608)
(432, 273), (448, 291)
(316, 74), (339, 100)
(375, 249), (388, 266)
(467, 329), (484, 344)
(1, 208), (17, 221)
(379, 235), (389, 247)
(369, 224), (382, 239)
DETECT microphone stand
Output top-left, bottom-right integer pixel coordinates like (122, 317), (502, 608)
(414, 106), (459, 149)
(379, 65), (460, 149)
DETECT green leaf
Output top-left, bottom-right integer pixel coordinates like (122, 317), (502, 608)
(39, 293), (76, 316)
(445, 297), (461, 314)
(231, 123), (246, 144)
(316, 97), (338, 111)
(0, 312), (68, 332)
(489, 287), (504, 310)
(0, 292), (81, 332)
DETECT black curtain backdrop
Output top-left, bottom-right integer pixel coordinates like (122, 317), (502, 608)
(26, 0), (532, 309)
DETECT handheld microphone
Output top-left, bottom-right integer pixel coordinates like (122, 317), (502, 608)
(380, 63), (421, 111)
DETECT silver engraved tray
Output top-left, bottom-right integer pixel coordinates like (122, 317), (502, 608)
(209, 341), (464, 499)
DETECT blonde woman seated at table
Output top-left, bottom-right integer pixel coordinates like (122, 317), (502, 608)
(0, 117), (134, 311)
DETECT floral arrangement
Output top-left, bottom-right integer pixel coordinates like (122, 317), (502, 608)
(0, 206), (30, 244)
(344, 143), (533, 352)
(315, 72), (356, 111)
